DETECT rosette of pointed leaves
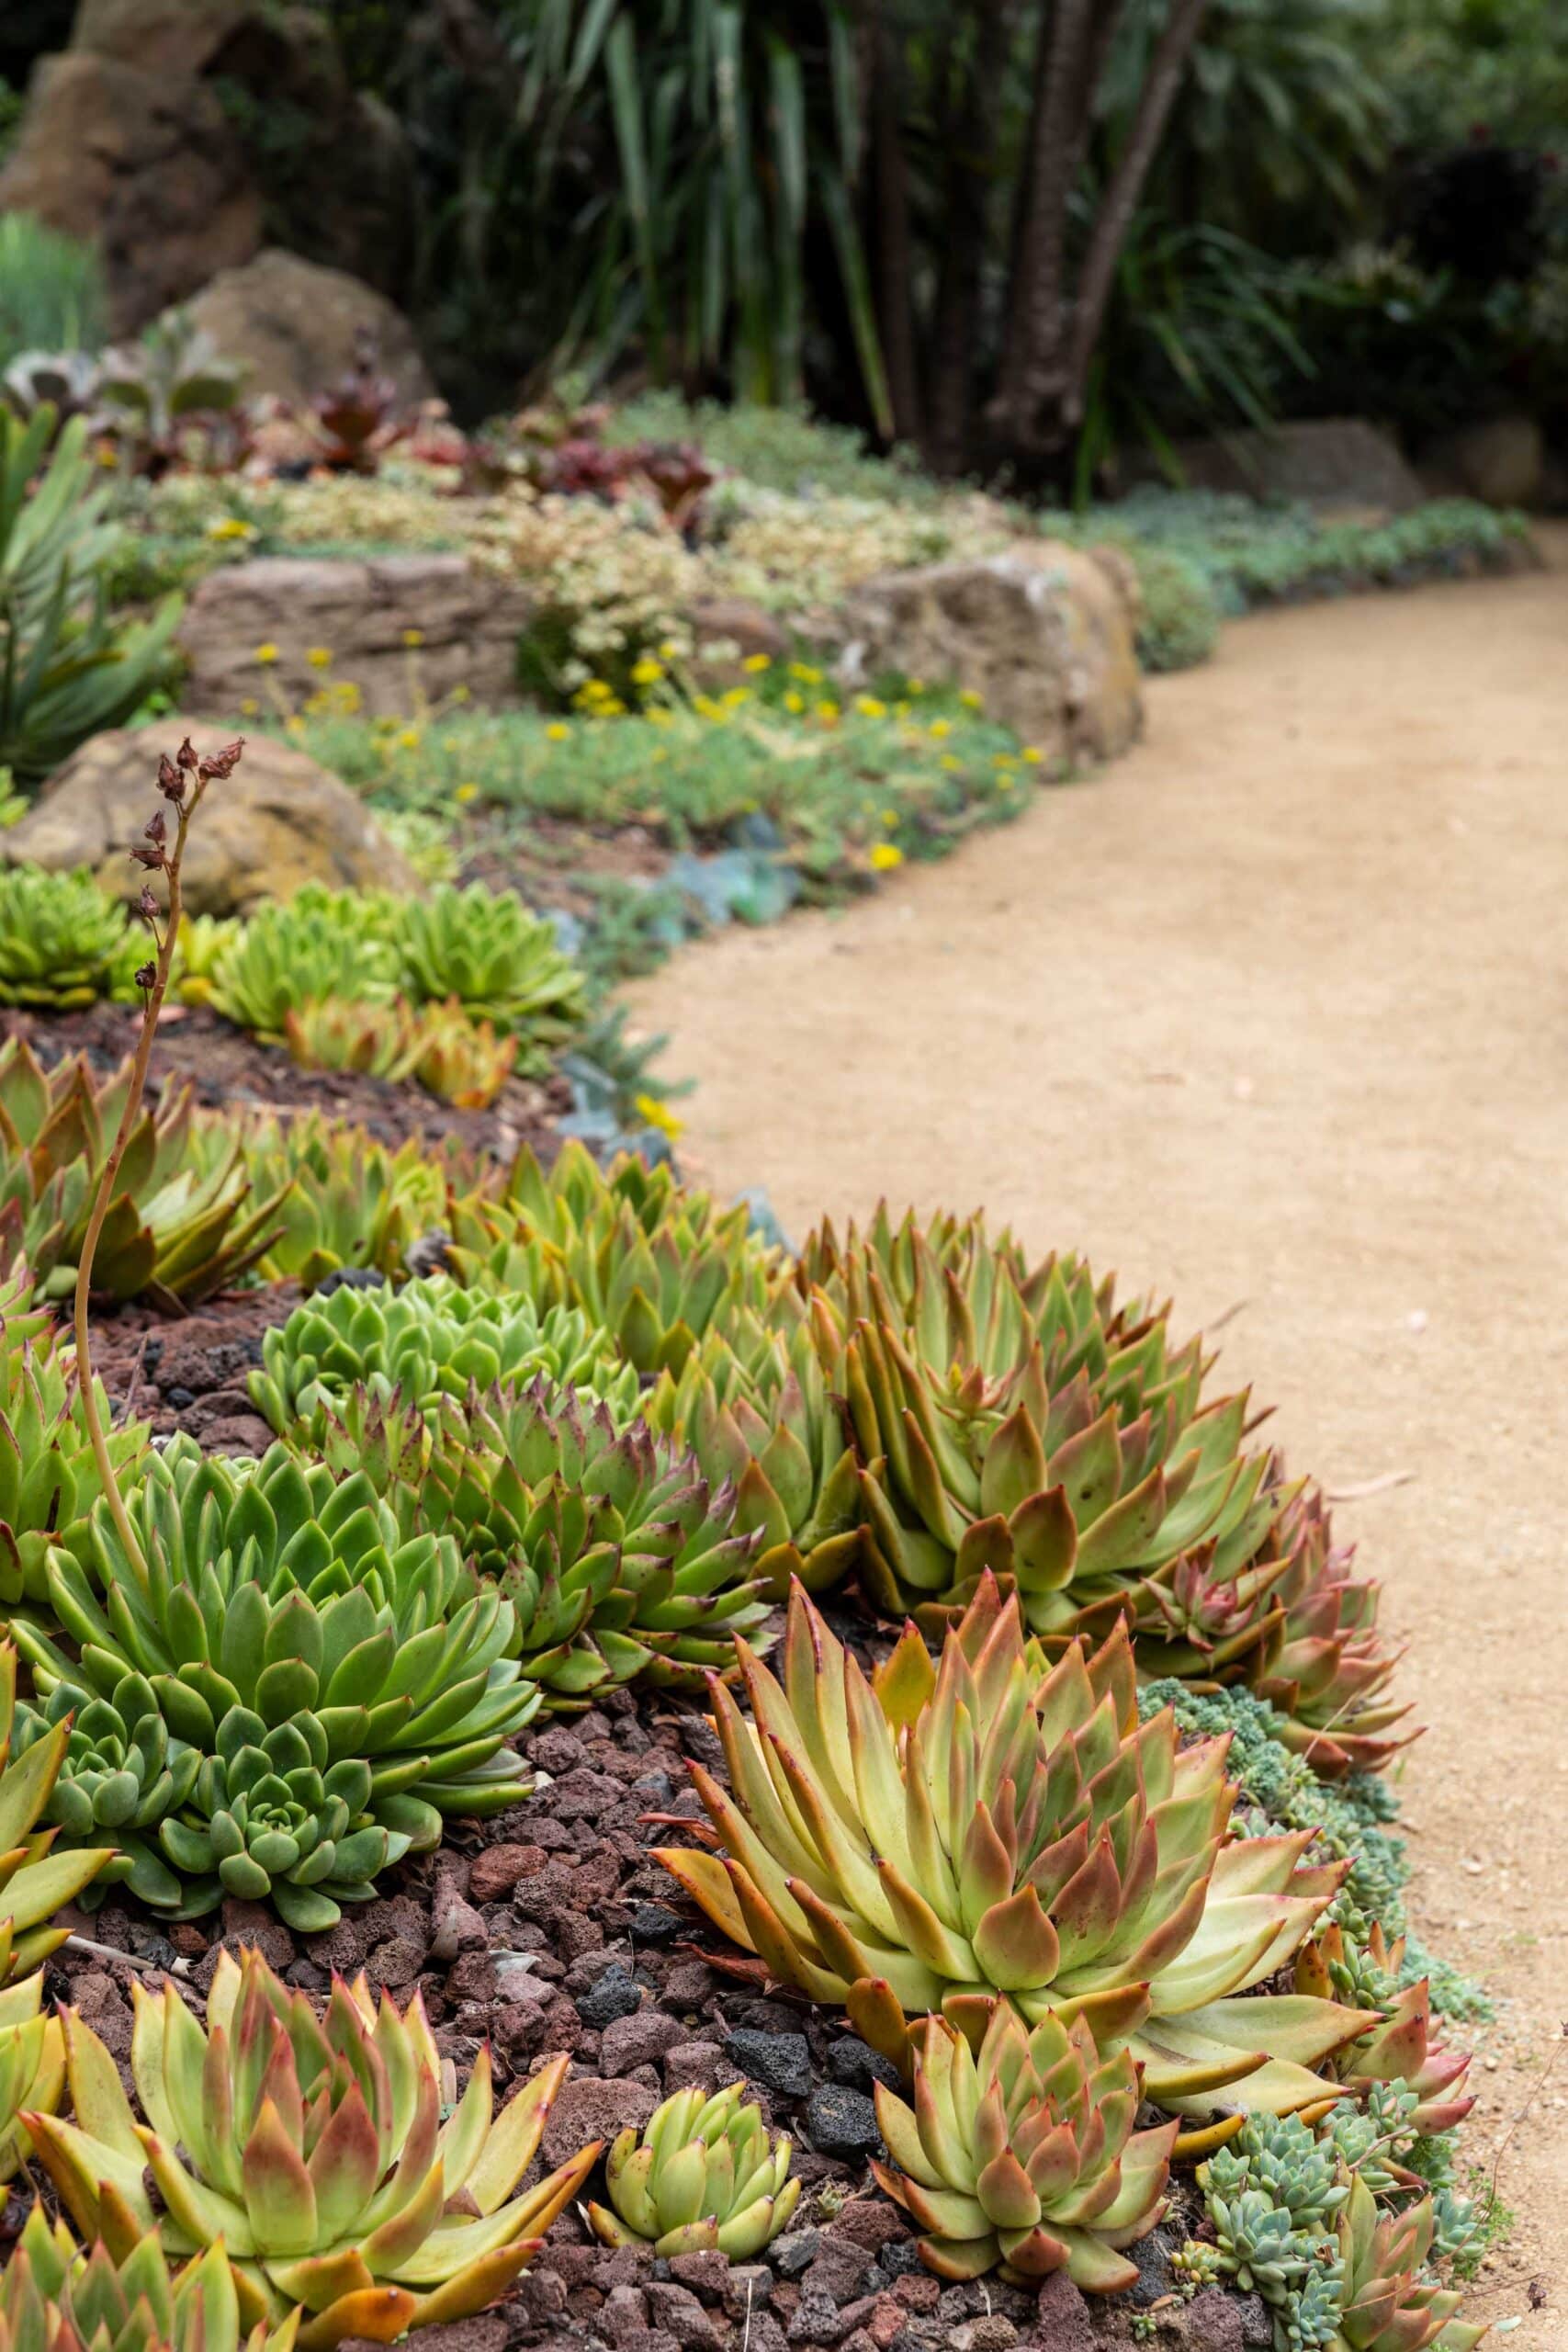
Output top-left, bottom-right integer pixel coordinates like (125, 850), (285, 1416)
(283, 1000), (427, 1085)
(230, 1115), (447, 1293)
(24, 1951), (603, 2351)
(657, 1575), (1373, 2117)
(0, 869), (134, 1009)
(584, 2082), (799, 2256)
(795, 1208), (1275, 1636)
(0, 1269), (147, 1604)
(0, 1974), (68, 2185)
(318, 1380), (770, 1701)
(448, 1139), (788, 1378)
(644, 1301), (865, 1599)
(396, 884), (586, 1066)
(0, 1043), (287, 1306)
(0, 1640), (114, 1983)
(15, 1438), (536, 1924)
(208, 886), (403, 1041)
(248, 1275), (638, 1439)
(1329, 2177), (1485, 2352)
(409, 1001), (517, 1110)
(12, 1684), (199, 1913)
(871, 2002), (1176, 2291)
(1295, 1929), (1473, 2137)
(0, 2193), (298, 2352)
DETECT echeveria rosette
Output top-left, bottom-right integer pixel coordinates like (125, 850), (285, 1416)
(1295, 1928), (1474, 2138)
(0, 2192), (299, 2352)
(872, 2002), (1176, 2292)
(319, 1379), (772, 1702)
(24, 1950), (602, 2352)
(1330, 2176), (1486, 2352)
(0, 1268), (149, 1606)
(657, 1574), (1375, 2118)
(584, 2082), (800, 2256)
(231, 1114), (447, 1295)
(397, 882), (587, 1068)
(12, 1681), (199, 1913)
(17, 1437), (536, 1924)
(448, 1136), (789, 1379)
(247, 1275), (639, 1440)
(794, 1210), (1277, 1636)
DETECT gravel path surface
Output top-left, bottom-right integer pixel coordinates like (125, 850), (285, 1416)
(625, 554), (1568, 2345)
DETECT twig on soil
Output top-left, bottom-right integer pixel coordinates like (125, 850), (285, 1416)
(64, 1932), (191, 1979)
(1325, 1469), (1416, 1501)
(1207, 1297), (1250, 1333)
(1486, 2020), (1568, 2213)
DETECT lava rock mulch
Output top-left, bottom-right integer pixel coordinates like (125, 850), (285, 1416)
(50, 1694), (1266, 2352)
(1, 1001), (571, 1162)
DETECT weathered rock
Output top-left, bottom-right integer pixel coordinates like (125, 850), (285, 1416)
(574, 1963), (644, 2030)
(0, 2), (415, 336)
(803, 2084), (883, 2157)
(1030, 2271), (1094, 2350)
(540, 2074), (658, 2169)
(726, 2029), (813, 2099)
(468, 1843), (545, 1904)
(2, 722), (416, 916)
(599, 2007), (686, 2076)
(1122, 417), (1425, 513)
(663, 2038), (727, 2097)
(686, 596), (791, 688)
(178, 556), (534, 723)
(173, 249), (434, 408)
(1421, 413), (1545, 510)
(838, 546), (1142, 768)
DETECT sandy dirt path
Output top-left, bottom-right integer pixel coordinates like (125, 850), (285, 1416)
(625, 560), (1568, 2340)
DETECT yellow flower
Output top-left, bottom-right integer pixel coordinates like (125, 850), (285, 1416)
(722, 686), (750, 708)
(815, 699), (840, 723)
(994, 752), (1017, 769)
(402, 628), (425, 649)
(997, 774), (1015, 791)
(647, 707), (674, 726)
(206, 516), (256, 543)
(929, 718), (951, 739)
(659, 639), (680, 659)
(254, 642), (279, 665)
(694, 694), (722, 720)
(334, 682), (363, 714)
(741, 652), (772, 673)
(306, 647), (333, 670)
(546, 721), (570, 742)
(789, 662), (823, 684)
(601, 695), (626, 716)
(455, 783), (479, 804)
(631, 657), (665, 685)
(959, 688), (983, 711)
(908, 675), (926, 694)
(870, 842), (904, 872)
(855, 695), (887, 719)
(1022, 745), (1043, 764)
(397, 728), (422, 752)
(880, 808), (899, 828)
(634, 1092), (684, 1140)
(941, 753), (963, 772)
(240, 697), (260, 718)
(783, 690), (805, 714)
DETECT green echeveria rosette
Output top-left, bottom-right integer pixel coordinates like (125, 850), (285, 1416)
(14, 1435), (538, 1926)
(585, 2082), (800, 2256)
(397, 881), (588, 1069)
(247, 1272), (640, 1439)
(12, 1680), (199, 1913)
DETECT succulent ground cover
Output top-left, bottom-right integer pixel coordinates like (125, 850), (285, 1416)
(0, 734), (1503, 2352)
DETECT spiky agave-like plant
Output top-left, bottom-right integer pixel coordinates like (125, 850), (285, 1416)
(24, 1949), (602, 2351)
(872, 2001), (1176, 2291)
(1329, 2175), (1486, 2351)
(656, 1574), (1374, 2115)
(0, 2193), (299, 2352)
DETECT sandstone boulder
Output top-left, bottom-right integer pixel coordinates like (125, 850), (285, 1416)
(838, 544), (1143, 766)
(0, 1), (416, 337)
(1420, 414), (1545, 510)
(178, 556), (536, 722)
(1122, 417), (1425, 514)
(172, 251), (434, 408)
(2, 725), (417, 916)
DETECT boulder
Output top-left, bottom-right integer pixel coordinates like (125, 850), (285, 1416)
(2, 725), (417, 917)
(1121, 418), (1426, 514)
(1420, 414), (1545, 510)
(171, 251), (434, 407)
(178, 555), (535, 721)
(838, 544), (1143, 766)
(0, 1), (416, 337)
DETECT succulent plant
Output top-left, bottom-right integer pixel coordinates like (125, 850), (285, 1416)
(585, 2081), (799, 2256)
(795, 1208), (1276, 1635)
(0, 1268), (147, 1605)
(408, 1001), (519, 1110)
(209, 885), (403, 1040)
(306, 336), (407, 474)
(1198, 2111), (1348, 2236)
(872, 2001), (1176, 2291)
(25, 1950), (602, 2350)
(451, 1139), (788, 1377)
(283, 997), (519, 1110)
(1296, 1931), (1473, 2137)
(0, 2193), (297, 2352)
(1208, 2185), (1333, 2307)
(230, 1115), (448, 1293)
(397, 884), (586, 1066)
(13, 1682), (200, 1914)
(1329, 2176), (1485, 2351)
(247, 1274), (639, 1439)
(0, 405), (181, 784)
(0, 869), (136, 1009)
(168, 912), (243, 1006)
(95, 311), (247, 477)
(0, 1041), (287, 1306)
(321, 1379), (769, 1701)
(657, 1573), (1374, 2116)
(15, 1436), (537, 1924)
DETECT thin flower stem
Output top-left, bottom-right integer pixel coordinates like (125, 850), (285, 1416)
(69, 753), (223, 1587)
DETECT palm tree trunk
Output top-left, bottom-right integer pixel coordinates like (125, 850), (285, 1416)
(867, 0), (924, 446)
(925, 0), (1012, 475)
(987, 0), (1095, 449)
